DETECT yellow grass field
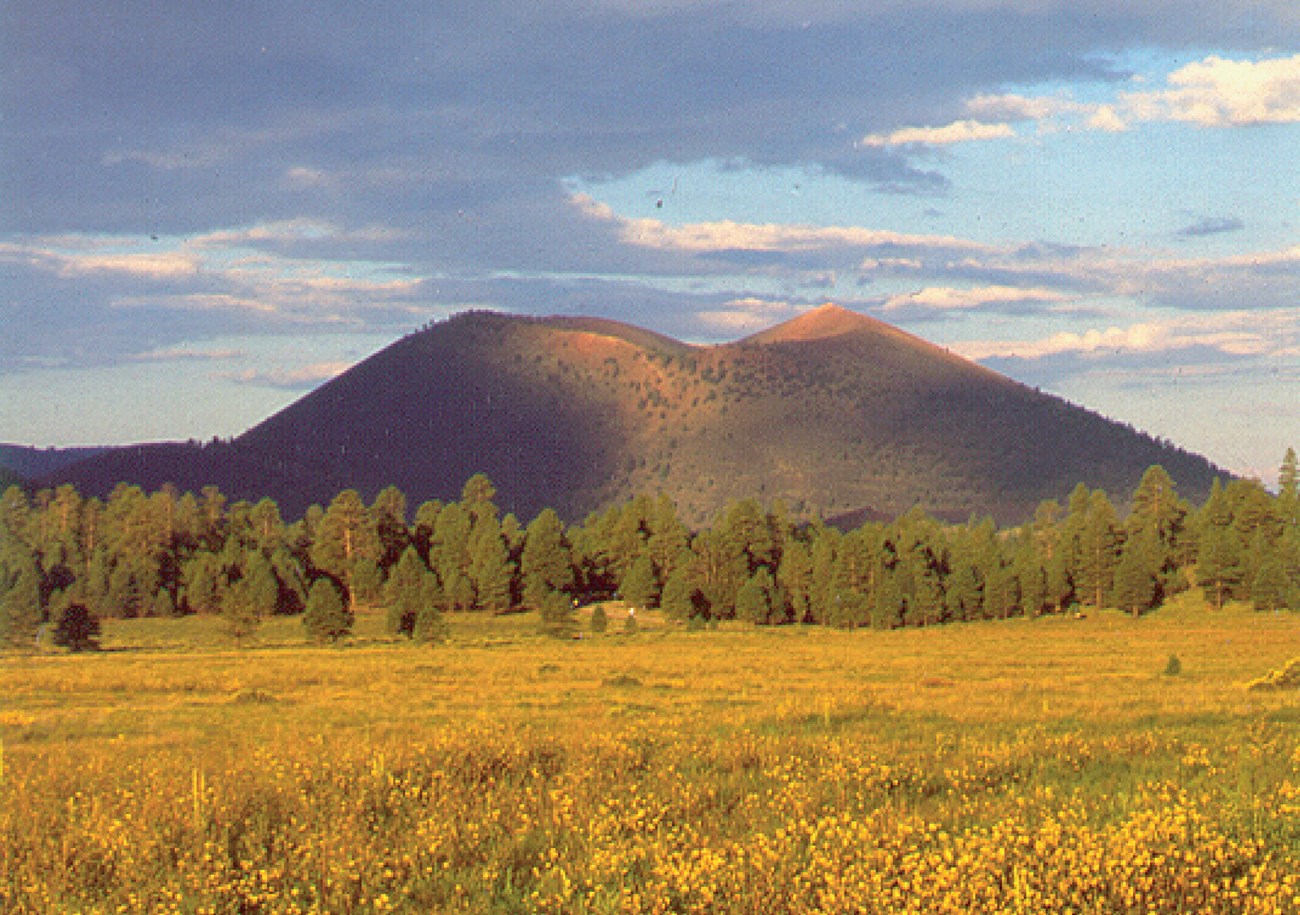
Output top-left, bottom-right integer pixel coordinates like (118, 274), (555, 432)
(3, 603), (1300, 913)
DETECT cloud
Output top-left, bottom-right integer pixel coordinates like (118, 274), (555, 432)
(127, 346), (245, 364)
(571, 193), (993, 257)
(1177, 216), (1245, 238)
(696, 298), (802, 333)
(1127, 53), (1300, 127)
(859, 119), (1016, 148)
(882, 284), (1068, 315)
(955, 309), (1299, 361)
(222, 361), (354, 391)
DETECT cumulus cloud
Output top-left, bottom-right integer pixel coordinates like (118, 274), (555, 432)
(1127, 53), (1300, 126)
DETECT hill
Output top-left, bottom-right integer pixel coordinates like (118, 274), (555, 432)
(45, 306), (1224, 524)
(0, 444), (110, 484)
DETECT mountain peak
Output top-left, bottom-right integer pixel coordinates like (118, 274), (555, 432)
(741, 303), (890, 345)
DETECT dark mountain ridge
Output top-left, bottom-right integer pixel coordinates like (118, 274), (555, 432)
(44, 306), (1225, 525)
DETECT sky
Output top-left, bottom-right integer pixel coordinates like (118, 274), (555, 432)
(2, 2), (1299, 485)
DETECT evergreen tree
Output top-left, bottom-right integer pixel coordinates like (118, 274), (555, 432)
(619, 554), (658, 610)
(370, 485), (410, 570)
(1279, 447), (1299, 529)
(1251, 553), (1289, 613)
(385, 546), (434, 636)
(430, 501), (473, 585)
(303, 578), (352, 644)
(659, 566), (700, 620)
(1113, 532), (1160, 617)
(735, 568), (775, 624)
(539, 589), (576, 638)
(468, 516), (513, 614)
(1078, 490), (1120, 609)
(460, 473), (499, 526)
(589, 603), (609, 633)
(312, 490), (381, 612)
(1197, 522), (1240, 611)
(182, 551), (226, 615)
(223, 576), (261, 645)
(521, 509), (574, 610)
(0, 555), (42, 648)
(776, 540), (813, 623)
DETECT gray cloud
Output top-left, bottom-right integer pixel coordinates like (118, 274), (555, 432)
(4, 1), (1300, 376)
(1177, 216), (1246, 238)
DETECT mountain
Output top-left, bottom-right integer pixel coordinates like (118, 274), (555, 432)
(0, 444), (110, 484)
(45, 306), (1224, 525)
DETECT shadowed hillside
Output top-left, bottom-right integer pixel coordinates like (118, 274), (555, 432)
(46, 306), (1225, 524)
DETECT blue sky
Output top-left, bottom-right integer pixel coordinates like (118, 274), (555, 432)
(2, 2), (1298, 484)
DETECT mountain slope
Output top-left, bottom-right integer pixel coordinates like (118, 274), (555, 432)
(46, 307), (1224, 524)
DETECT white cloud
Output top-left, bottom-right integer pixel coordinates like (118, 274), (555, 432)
(883, 284), (1068, 313)
(697, 298), (801, 333)
(1127, 53), (1300, 126)
(221, 361), (354, 390)
(570, 193), (993, 255)
(859, 119), (1016, 148)
(955, 309), (1299, 361)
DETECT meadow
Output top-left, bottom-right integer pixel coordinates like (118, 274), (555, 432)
(3, 601), (1299, 913)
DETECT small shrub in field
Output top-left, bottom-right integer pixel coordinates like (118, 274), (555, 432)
(52, 603), (101, 652)
(589, 604), (608, 634)
(1246, 657), (1300, 691)
(1163, 654), (1182, 677)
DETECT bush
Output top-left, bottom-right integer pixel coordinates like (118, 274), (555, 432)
(1247, 658), (1300, 692)
(52, 603), (101, 652)
(589, 604), (608, 634)
(1163, 654), (1182, 677)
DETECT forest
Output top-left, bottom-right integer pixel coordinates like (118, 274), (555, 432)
(1, 449), (1298, 650)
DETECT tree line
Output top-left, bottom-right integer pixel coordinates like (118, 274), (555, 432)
(1, 450), (1298, 649)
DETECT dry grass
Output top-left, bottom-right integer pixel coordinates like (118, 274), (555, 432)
(3, 606), (1299, 912)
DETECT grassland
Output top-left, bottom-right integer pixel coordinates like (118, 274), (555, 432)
(3, 603), (1300, 913)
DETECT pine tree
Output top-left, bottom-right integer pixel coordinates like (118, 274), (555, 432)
(735, 568), (774, 624)
(1197, 522), (1240, 611)
(1113, 533), (1159, 617)
(521, 509), (573, 610)
(659, 566), (699, 620)
(223, 576), (261, 645)
(619, 554), (657, 610)
(468, 516), (513, 614)
(776, 540), (813, 623)
(1251, 554), (1289, 613)
(312, 490), (381, 612)
(1276, 447), (1299, 535)
(303, 578), (351, 644)
(1078, 490), (1120, 610)
(385, 546), (433, 636)
(0, 555), (42, 648)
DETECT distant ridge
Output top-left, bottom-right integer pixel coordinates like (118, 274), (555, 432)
(45, 307), (1225, 525)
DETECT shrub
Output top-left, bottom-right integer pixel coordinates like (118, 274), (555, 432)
(1163, 654), (1182, 677)
(1246, 658), (1300, 692)
(589, 604), (608, 634)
